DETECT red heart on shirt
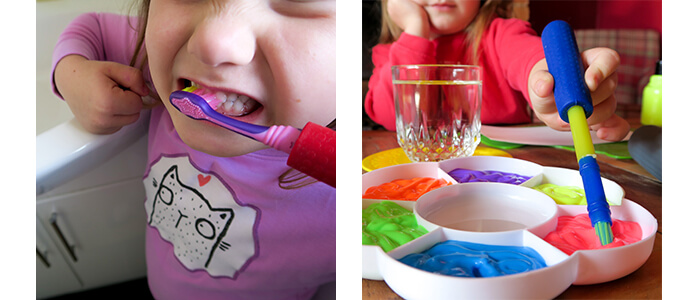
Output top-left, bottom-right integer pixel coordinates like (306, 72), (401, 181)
(198, 174), (211, 186)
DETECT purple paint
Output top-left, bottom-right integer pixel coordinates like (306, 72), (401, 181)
(447, 168), (531, 185)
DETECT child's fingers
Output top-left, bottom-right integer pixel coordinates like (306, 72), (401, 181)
(86, 76), (144, 134)
(108, 85), (147, 116)
(387, 0), (429, 37)
(529, 69), (556, 112)
(102, 61), (150, 96)
(79, 107), (140, 135)
(581, 48), (620, 92)
(141, 85), (162, 108)
(589, 71), (618, 106)
(584, 93), (617, 126)
(528, 68), (571, 130)
(590, 114), (630, 141)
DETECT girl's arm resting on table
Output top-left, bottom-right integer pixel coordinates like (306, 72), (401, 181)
(528, 48), (630, 141)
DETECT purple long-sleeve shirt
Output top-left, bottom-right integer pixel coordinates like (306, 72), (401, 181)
(52, 13), (335, 300)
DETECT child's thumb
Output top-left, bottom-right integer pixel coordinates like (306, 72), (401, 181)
(530, 71), (554, 99)
(104, 62), (150, 96)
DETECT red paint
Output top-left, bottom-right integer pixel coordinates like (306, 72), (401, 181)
(544, 214), (643, 255)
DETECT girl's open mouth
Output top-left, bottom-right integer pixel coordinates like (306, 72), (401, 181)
(181, 79), (261, 117)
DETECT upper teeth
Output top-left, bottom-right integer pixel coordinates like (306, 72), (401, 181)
(191, 83), (256, 116)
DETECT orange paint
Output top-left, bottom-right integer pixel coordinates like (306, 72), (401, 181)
(363, 177), (451, 201)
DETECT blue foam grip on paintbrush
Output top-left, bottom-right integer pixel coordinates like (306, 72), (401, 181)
(541, 20), (594, 123)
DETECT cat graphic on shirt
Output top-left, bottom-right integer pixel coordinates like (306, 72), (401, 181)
(149, 165), (234, 269)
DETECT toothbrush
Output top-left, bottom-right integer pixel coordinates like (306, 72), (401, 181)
(542, 20), (613, 245)
(170, 88), (336, 187)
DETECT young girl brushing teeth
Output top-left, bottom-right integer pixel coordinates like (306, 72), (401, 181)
(52, 0), (336, 299)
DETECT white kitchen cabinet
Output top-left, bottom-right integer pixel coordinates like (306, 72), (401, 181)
(36, 218), (83, 298)
(36, 1), (150, 298)
(36, 131), (149, 299)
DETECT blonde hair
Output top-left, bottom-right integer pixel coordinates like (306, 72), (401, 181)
(127, 0), (330, 189)
(378, 0), (513, 65)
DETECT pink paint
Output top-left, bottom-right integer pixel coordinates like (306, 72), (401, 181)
(544, 214), (642, 255)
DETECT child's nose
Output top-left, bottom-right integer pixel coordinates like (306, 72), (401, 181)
(187, 16), (256, 67)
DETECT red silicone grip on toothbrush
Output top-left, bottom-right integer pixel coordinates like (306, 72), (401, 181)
(287, 122), (336, 187)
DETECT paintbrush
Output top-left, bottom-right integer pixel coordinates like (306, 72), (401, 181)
(542, 20), (613, 245)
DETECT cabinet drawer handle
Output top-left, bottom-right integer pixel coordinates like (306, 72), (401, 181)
(50, 212), (78, 262)
(36, 248), (50, 268)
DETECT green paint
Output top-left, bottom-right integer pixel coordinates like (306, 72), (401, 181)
(533, 183), (587, 205)
(362, 201), (428, 252)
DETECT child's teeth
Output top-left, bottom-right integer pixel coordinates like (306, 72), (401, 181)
(219, 94), (256, 116)
(214, 91), (227, 102)
(237, 95), (250, 107)
(189, 82), (258, 116)
(223, 98), (235, 111)
(233, 98), (245, 112)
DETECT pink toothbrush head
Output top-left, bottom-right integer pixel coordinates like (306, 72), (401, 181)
(170, 89), (270, 140)
(170, 88), (335, 187)
(170, 88), (303, 153)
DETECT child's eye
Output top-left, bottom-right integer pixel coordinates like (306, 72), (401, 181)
(270, 0), (335, 18)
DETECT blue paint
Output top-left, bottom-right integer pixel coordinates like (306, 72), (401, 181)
(399, 240), (547, 278)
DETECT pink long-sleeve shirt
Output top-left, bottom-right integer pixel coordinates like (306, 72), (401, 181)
(52, 13), (335, 300)
(365, 18), (545, 131)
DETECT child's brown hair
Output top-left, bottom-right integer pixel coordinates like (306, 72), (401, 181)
(128, 0), (149, 70)
(378, 0), (514, 65)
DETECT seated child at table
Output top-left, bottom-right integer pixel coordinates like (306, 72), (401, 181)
(365, 0), (630, 141)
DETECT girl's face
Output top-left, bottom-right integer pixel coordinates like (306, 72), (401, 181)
(145, 0), (336, 157)
(419, 0), (481, 38)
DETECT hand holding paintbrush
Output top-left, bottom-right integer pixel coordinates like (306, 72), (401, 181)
(541, 20), (613, 245)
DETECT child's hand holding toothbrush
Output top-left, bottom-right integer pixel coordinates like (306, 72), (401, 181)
(54, 54), (157, 134)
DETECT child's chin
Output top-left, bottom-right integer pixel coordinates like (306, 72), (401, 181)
(189, 139), (265, 157)
(179, 129), (266, 157)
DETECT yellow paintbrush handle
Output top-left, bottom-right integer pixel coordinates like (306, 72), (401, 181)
(567, 106), (596, 161)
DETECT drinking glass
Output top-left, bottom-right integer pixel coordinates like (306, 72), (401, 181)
(392, 65), (482, 162)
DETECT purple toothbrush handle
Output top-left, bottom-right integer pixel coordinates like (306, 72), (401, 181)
(170, 90), (269, 138)
(170, 90), (301, 153)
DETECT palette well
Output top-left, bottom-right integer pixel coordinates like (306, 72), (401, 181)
(361, 156), (657, 299)
(539, 166), (624, 205)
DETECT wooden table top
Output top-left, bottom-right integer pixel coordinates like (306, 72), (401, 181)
(361, 123), (662, 299)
